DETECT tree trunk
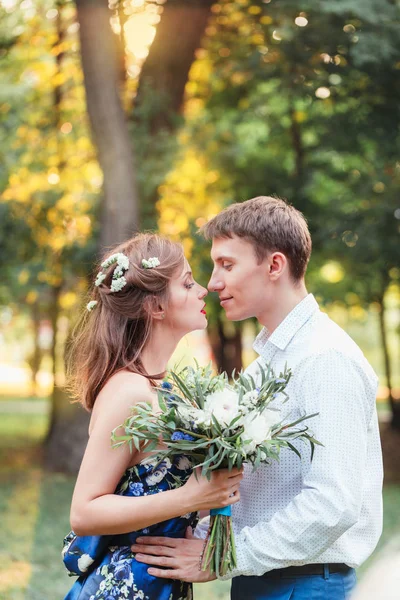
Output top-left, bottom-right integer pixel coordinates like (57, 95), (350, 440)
(208, 316), (243, 375)
(44, 4), (92, 472)
(377, 294), (400, 430)
(28, 302), (42, 397)
(76, 0), (139, 246)
(44, 386), (90, 473)
(133, 0), (213, 227)
(135, 0), (213, 131)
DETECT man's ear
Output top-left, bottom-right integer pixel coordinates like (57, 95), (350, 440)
(268, 252), (287, 281)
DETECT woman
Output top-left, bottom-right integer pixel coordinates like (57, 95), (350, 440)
(63, 233), (242, 600)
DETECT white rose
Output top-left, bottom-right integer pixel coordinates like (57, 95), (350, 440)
(77, 553), (95, 573)
(204, 388), (240, 427)
(241, 408), (281, 453)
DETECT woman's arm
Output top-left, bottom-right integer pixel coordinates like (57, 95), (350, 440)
(70, 372), (242, 536)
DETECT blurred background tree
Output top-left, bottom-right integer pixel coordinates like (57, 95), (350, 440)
(0, 0), (399, 467)
(0, 1), (399, 597)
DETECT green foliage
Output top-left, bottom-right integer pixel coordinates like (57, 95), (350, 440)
(158, 0), (400, 329)
(0, 1), (100, 347)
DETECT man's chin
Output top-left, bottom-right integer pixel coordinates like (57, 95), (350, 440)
(223, 308), (250, 322)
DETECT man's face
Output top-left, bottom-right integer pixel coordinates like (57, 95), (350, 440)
(208, 235), (272, 321)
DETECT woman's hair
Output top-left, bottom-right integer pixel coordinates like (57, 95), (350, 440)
(200, 196), (312, 281)
(67, 233), (185, 411)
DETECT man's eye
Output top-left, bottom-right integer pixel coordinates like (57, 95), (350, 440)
(222, 263), (232, 270)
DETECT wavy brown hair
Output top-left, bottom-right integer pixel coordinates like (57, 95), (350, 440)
(67, 233), (185, 411)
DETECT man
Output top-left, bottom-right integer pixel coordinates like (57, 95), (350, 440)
(131, 196), (383, 599)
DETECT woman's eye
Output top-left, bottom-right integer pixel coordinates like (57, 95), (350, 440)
(185, 282), (195, 289)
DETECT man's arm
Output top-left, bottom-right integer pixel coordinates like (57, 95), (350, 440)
(221, 349), (378, 579)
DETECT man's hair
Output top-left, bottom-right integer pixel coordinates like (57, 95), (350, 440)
(200, 196), (312, 281)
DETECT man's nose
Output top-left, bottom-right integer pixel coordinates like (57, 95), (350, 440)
(207, 273), (224, 292)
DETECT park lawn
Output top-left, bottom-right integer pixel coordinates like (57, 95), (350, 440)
(0, 408), (399, 600)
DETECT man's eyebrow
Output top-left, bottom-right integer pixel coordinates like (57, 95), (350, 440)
(212, 255), (235, 262)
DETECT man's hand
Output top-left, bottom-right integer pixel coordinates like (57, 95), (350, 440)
(131, 527), (217, 583)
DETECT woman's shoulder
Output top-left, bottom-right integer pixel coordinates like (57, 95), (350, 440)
(90, 371), (154, 428)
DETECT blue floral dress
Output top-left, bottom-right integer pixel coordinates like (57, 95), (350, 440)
(63, 455), (197, 600)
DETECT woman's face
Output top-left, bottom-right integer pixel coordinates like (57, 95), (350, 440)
(165, 261), (208, 336)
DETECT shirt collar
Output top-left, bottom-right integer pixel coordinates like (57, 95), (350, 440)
(253, 293), (319, 356)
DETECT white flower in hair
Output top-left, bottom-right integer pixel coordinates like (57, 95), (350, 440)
(142, 257), (160, 269)
(101, 253), (128, 270)
(86, 300), (98, 312)
(110, 276), (127, 293)
(94, 272), (106, 287)
(98, 252), (130, 293)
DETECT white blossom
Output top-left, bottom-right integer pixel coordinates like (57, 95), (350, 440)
(241, 409), (281, 453)
(204, 388), (240, 427)
(176, 405), (197, 427)
(101, 252), (128, 270)
(243, 390), (259, 405)
(94, 271), (106, 287)
(97, 253), (129, 292)
(110, 276), (127, 293)
(86, 300), (98, 312)
(142, 256), (160, 269)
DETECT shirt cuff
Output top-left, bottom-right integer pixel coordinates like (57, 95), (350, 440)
(193, 516), (210, 540)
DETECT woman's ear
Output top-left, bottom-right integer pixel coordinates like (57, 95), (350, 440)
(153, 309), (165, 321)
(144, 296), (165, 321)
(268, 252), (287, 281)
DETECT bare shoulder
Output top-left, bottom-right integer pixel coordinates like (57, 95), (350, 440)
(90, 371), (155, 433)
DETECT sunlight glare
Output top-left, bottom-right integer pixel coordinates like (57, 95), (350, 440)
(124, 12), (156, 60)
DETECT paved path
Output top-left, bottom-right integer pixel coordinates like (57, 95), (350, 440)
(352, 537), (400, 599)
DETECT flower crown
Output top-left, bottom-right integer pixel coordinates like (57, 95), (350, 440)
(86, 253), (160, 311)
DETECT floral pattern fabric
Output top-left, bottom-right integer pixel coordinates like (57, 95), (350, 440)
(63, 455), (196, 600)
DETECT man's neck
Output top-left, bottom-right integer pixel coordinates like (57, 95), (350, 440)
(258, 282), (308, 333)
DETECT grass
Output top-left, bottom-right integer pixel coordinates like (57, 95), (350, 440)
(0, 407), (399, 599)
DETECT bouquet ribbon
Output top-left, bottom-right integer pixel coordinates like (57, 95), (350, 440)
(210, 506), (232, 517)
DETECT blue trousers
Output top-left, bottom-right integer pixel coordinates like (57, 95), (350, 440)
(231, 567), (356, 600)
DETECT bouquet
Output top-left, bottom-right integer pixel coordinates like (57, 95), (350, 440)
(113, 362), (321, 577)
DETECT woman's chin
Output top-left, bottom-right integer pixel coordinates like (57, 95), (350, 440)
(188, 316), (208, 333)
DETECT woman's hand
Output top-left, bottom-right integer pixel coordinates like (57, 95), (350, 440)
(182, 467), (243, 512)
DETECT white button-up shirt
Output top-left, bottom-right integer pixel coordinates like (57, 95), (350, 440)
(221, 293), (383, 579)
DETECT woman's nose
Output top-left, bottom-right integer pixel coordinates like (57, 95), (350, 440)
(198, 285), (208, 299)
